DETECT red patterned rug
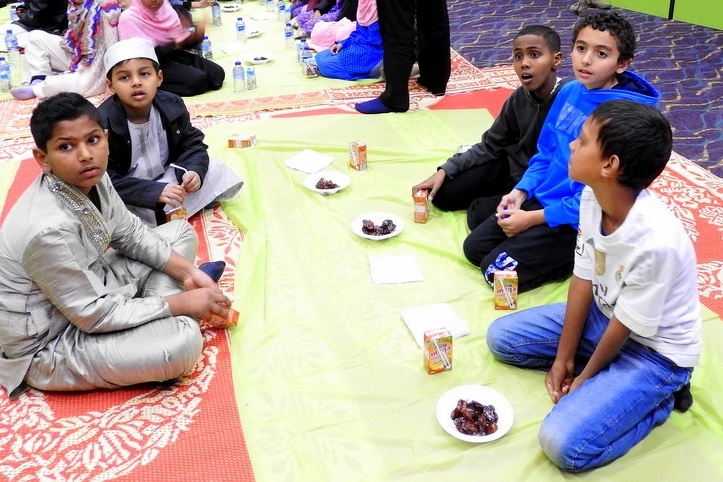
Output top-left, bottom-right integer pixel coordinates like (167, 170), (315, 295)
(0, 161), (253, 482)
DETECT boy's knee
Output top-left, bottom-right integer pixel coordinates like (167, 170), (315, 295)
(155, 220), (198, 261)
(539, 415), (591, 473)
(485, 317), (515, 363)
(462, 235), (483, 266)
(165, 317), (204, 377)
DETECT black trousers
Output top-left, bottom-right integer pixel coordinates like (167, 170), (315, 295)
(159, 50), (225, 97)
(376, 0), (451, 111)
(462, 198), (578, 293)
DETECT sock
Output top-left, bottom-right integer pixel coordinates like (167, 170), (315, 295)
(355, 98), (406, 114)
(673, 383), (693, 412)
(10, 86), (36, 100)
(199, 261), (226, 283)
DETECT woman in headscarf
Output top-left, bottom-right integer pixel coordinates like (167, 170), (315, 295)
(117, 0), (224, 96)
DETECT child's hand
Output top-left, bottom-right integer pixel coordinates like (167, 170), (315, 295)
(545, 361), (574, 403)
(181, 171), (201, 193)
(331, 43), (342, 55)
(496, 208), (532, 236)
(167, 286), (231, 321)
(159, 183), (186, 207)
(497, 188), (527, 213)
(412, 169), (445, 201)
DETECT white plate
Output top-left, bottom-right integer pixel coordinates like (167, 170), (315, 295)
(436, 385), (514, 443)
(351, 212), (404, 241)
(245, 52), (274, 64)
(303, 171), (350, 195)
(221, 4), (239, 12)
(247, 28), (263, 38)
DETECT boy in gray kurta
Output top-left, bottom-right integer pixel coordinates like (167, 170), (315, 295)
(0, 92), (232, 399)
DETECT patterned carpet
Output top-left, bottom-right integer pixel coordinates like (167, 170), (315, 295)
(447, 0), (723, 178)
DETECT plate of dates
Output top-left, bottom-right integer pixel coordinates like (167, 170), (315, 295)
(436, 384), (513, 443)
(303, 171), (350, 195)
(351, 212), (404, 241)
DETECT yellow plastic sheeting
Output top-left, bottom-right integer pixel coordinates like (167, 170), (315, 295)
(206, 109), (723, 481)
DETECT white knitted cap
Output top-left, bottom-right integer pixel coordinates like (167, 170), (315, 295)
(104, 37), (159, 77)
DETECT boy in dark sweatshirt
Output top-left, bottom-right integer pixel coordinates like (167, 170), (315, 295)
(413, 25), (570, 232)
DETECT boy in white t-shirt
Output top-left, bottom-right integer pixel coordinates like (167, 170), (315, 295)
(486, 100), (701, 472)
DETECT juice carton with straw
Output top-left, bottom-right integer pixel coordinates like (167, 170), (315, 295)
(494, 270), (518, 310)
(424, 328), (453, 374)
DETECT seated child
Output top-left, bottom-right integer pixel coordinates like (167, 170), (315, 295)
(10, 0), (120, 100)
(98, 38), (243, 227)
(314, 0), (382, 81)
(0, 92), (232, 399)
(117, 0), (224, 97)
(412, 25), (569, 221)
(486, 100), (700, 472)
(463, 11), (660, 293)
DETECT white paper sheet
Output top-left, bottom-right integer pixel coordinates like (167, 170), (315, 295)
(400, 303), (471, 348)
(368, 254), (424, 284)
(284, 149), (335, 174)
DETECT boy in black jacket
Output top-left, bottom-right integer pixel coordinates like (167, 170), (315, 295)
(98, 38), (242, 226)
(412, 25), (570, 230)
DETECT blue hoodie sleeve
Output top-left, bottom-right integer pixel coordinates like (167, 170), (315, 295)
(514, 84), (569, 198)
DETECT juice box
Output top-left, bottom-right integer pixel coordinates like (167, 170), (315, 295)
(413, 189), (429, 224)
(494, 270), (518, 310)
(166, 206), (187, 222)
(228, 134), (257, 148)
(423, 328), (453, 374)
(349, 141), (367, 170)
(203, 307), (240, 330)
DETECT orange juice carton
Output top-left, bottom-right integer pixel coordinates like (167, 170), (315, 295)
(166, 206), (187, 222)
(423, 328), (453, 374)
(349, 141), (367, 170)
(413, 189), (429, 224)
(228, 134), (257, 148)
(203, 307), (240, 330)
(494, 270), (518, 310)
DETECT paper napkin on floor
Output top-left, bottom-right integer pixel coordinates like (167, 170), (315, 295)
(400, 303), (470, 348)
(368, 254), (424, 284)
(284, 149), (335, 174)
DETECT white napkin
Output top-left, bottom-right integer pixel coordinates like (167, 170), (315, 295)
(400, 303), (471, 348)
(284, 149), (335, 174)
(368, 254), (424, 284)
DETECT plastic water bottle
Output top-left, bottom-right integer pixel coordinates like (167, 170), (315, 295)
(0, 57), (10, 92)
(201, 36), (213, 59)
(236, 17), (246, 42)
(301, 39), (312, 64)
(245, 66), (256, 90)
(233, 61), (246, 92)
(298, 38), (309, 64)
(284, 22), (294, 49)
(284, 3), (291, 22)
(10, 5), (19, 21)
(265, 0), (274, 12)
(212, 2), (222, 26)
(4, 30), (21, 87)
(277, 0), (285, 21)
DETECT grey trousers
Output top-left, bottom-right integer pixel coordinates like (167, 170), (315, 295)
(25, 221), (204, 392)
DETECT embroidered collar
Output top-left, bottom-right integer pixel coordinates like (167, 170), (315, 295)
(43, 173), (111, 254)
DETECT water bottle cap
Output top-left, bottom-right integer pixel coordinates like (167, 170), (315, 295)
(286, 22), (291, 26)
(203, 36), (209, 39)
(6, 30), (12, 34)
(235, 61), (241, 65)
(238, 17), (242, 20)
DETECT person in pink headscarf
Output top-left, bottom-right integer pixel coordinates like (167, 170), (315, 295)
(117, 0), (224, 96)
(313, 0), (382, 80)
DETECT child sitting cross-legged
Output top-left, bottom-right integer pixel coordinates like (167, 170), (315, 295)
(486, 100), (701, 472)
(98, 38), (243, 227)
(0, 92), (232, 399)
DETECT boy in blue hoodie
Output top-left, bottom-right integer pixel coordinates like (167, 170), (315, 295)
(463, 11), (659, 293)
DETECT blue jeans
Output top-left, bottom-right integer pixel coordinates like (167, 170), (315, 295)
(487, 302), (692, 472)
